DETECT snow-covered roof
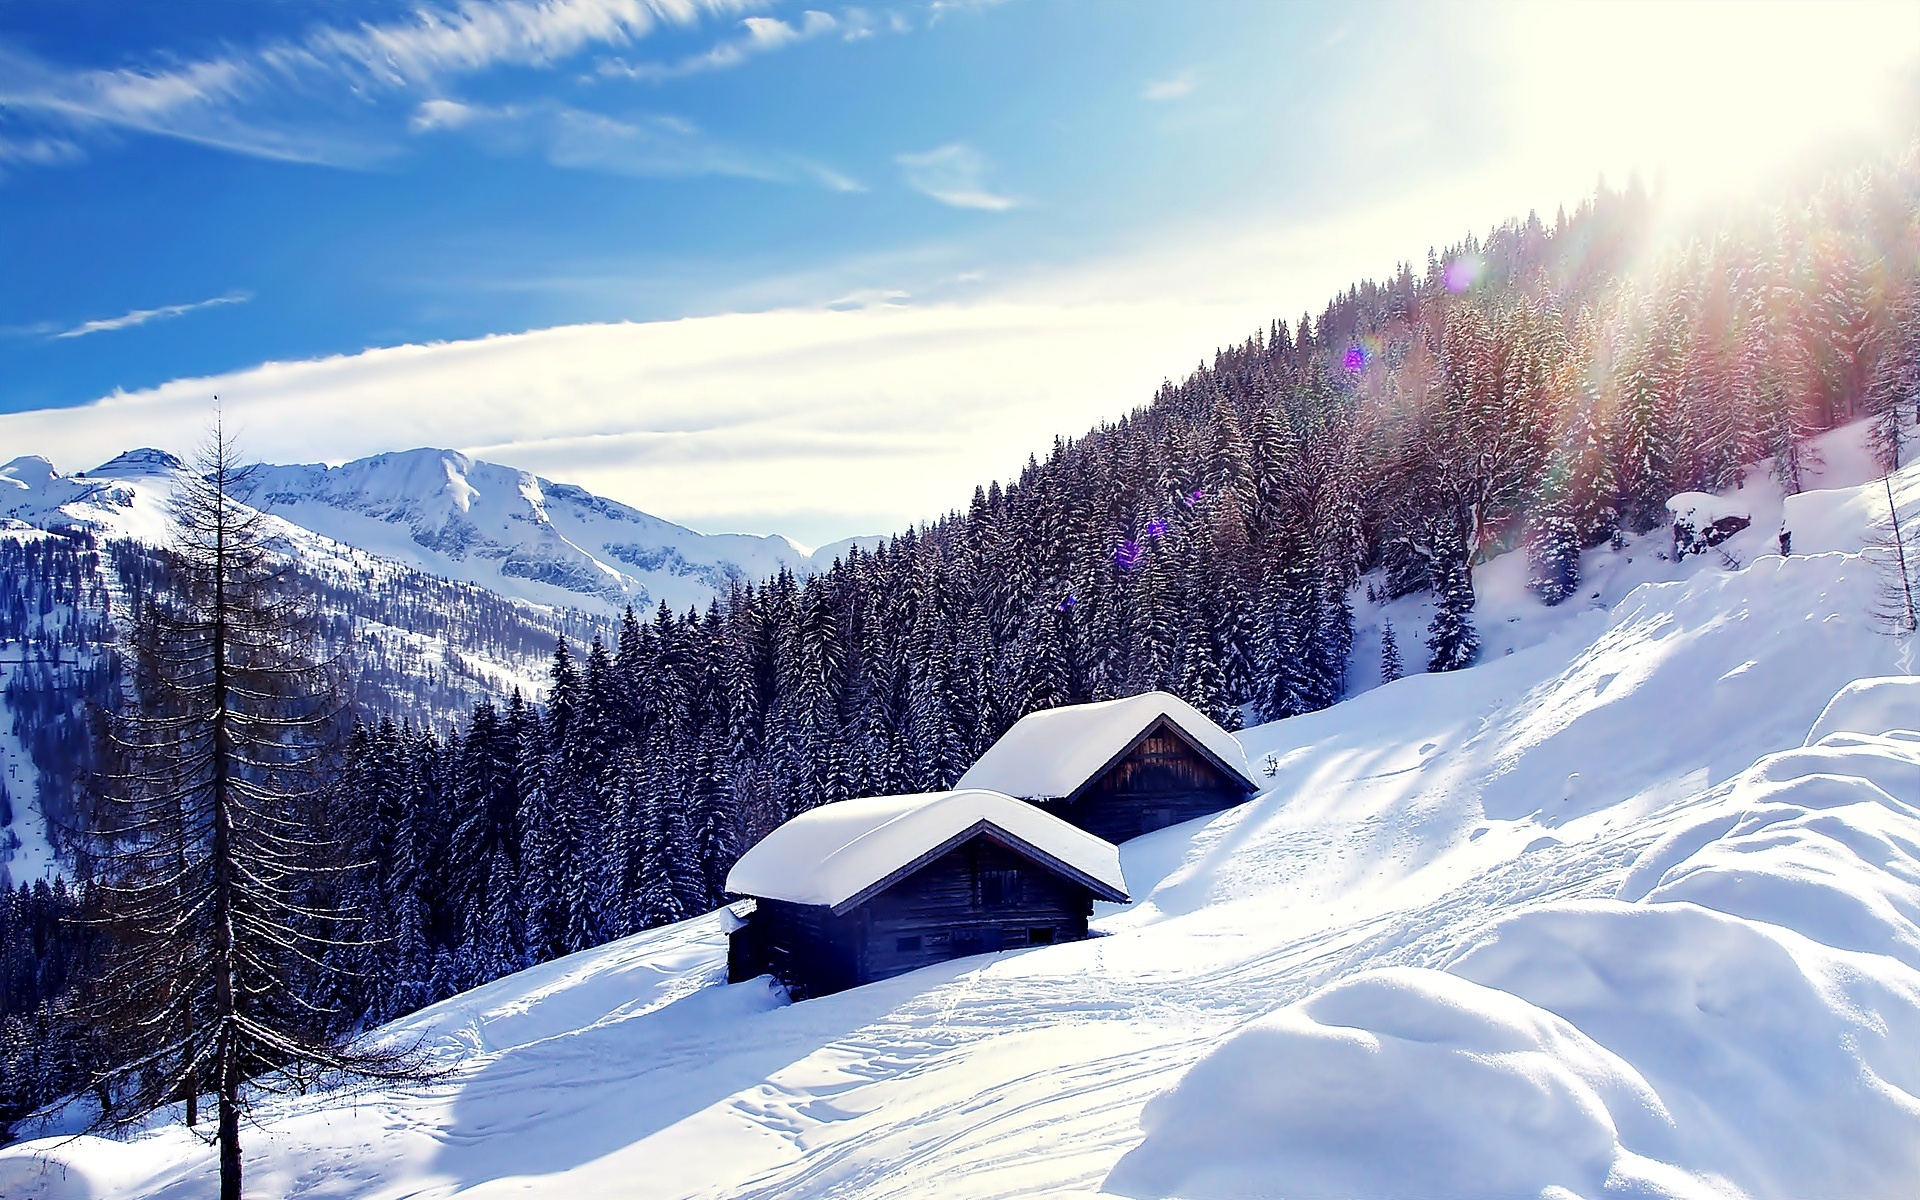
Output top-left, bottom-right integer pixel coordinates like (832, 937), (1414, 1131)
(956, 691), (1259, 801)
(725, 789), (1128, 911)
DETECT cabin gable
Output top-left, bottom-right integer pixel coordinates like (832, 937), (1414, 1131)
(1044, 716), (1256, 842)
(830, 819), (1127, 914)
(856, 834), (1095, 985)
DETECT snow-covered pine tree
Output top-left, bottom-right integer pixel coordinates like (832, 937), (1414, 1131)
(1307, 570), (1353, 709)
(1611, 298), (1678, 531)
(1811, 226), (1882, 425)
(516, 694), (568, 962)
(448, 696), (521, 971)
(689, 725), (741, 910)
(1527, 496), (1582, 606)
(1013, 607), (1072, 715)
(385, 737), (449, 1013)
(636, 770), (690, 929)
(1746, 233), (1820, 494)
(1175, 602), (1230, 727)
(1425, 558), (1480, 673)
(1867, 278), (1920, 471)
(1379, 619), (1404, 683)
(1122, 542), (1177, 695)
(1253, 543), (1327, 720)
(458, 844), (524, 987)
(601, 746), (644, 935)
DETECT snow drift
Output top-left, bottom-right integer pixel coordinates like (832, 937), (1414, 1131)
(1111, 723), (1920, 1200)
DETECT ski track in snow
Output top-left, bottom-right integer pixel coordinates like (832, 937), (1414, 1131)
(3, 422), (1920, 1198)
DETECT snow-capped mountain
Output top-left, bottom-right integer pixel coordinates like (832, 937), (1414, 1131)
(2, 446), (871, 617)
(0, 445), (869, 886)
(8, 426), (1917, 1198)
(0, 448), (183, 545)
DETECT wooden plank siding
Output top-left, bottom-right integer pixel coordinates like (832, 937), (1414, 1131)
(1040, 720), (1253, 843)
(859, 836), (1092, 985)
(729, 833), (1095, 999)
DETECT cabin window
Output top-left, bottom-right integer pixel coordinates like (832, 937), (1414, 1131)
(980, 869), (1022, 907)
(1027, 927), (1055, 946)
(896, 935), (922, 952)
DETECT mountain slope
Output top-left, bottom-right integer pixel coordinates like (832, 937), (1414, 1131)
(2, 447), (869, 617)
(6, 433), (1916, 1198)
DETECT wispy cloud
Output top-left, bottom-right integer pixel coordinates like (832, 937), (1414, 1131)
(411, 97), (861, 188)
(0, 0), (755, 167)
(599, 10), (839, 82)
(290, 0), (751, 85)
(409, 97), (489, 133)
(926, 0), (1010, 24)
(1143, 70), (1196, 102)
(896, 142), (1016, 210)
(836, 7), (913, 40)
(54, 293), (251, 340)
(547, 107), (779, 179)
(0, 46), (359, 166)
(0, 132), (84, 169)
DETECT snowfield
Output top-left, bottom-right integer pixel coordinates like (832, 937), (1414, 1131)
(4, 437), (1919, 1198)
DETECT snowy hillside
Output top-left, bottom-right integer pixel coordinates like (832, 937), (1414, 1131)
(5, 441), (1916, 1197)
(2, 447), (869, 617)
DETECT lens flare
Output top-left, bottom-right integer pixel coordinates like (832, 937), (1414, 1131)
(1444, 255), (1483, 294)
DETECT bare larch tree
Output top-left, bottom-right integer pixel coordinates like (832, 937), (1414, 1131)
(86, 423), (400, 1200)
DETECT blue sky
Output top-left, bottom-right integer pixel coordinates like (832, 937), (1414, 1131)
(0, 1), (1367, 409)
(2, 1), (1917, 542)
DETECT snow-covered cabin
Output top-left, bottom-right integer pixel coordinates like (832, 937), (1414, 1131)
(725, 789), (1128, 998)
(956, 691), (1260, 843)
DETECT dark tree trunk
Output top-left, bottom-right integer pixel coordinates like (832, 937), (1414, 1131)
(219, 1084), (241, 1200)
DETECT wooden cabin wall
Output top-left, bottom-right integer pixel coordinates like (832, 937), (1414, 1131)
(747, 898), (864, 998)
(857, 837), (1092, 985)
(1047, 726), (1250, 842)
